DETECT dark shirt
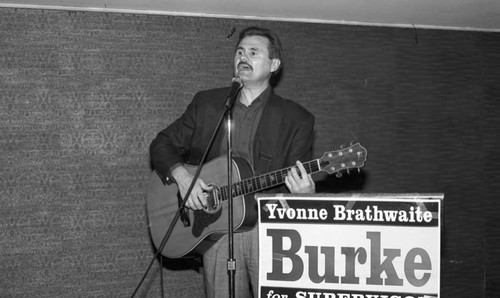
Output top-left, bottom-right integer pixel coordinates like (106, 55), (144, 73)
(220, 87), (271, 167)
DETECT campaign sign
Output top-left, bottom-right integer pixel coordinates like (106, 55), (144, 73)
(258, 193), (443, 298)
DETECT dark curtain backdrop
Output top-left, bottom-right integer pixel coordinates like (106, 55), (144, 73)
(1, 7), (499, 297)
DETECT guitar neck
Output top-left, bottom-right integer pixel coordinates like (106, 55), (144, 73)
(220, 159), (321, 201)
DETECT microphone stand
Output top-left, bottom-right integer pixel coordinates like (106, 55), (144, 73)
(224, 76), (242, 298)
(225, 104), (236, 298)
(131, 109), (227, 298)
(131, 78), (241, 298)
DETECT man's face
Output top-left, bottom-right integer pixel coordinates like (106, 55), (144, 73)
(234, 35), (280, 86)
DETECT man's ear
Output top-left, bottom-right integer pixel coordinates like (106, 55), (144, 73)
(270, 59), (281, 73)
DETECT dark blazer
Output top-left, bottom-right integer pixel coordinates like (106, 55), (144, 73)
(150, 87), (315, 188)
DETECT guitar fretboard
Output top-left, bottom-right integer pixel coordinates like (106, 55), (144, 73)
(219, 159), (321, 201)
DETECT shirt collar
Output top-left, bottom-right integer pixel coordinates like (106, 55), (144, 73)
(236, 86), (272, 109)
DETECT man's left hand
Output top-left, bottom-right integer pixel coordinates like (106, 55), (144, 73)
(285, 160), (316, 193)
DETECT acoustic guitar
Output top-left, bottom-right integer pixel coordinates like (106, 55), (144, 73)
(146, 143), (367, 259)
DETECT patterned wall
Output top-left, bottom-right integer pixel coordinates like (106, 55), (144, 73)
(1, 7), (499, 297)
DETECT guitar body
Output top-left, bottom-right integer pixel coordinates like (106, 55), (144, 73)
(145, 143), (368, 259)
(146, 156), (258, 259)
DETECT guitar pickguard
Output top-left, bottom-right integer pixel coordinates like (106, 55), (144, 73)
(191, 208), (223, 237)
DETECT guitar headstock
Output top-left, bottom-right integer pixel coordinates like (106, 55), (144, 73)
(318, 143), (367, 174)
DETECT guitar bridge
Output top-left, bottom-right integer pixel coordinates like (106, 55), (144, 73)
(204, 187), (221, 214)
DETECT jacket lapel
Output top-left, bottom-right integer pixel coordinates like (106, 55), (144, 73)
(209, 92), (230, 161)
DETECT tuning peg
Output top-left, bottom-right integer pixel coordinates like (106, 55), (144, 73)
(346, 169), (350, 174)
(336, 172), (343, 178)
(339, 144), (346, 149)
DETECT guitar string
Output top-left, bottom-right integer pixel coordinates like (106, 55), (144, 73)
(207, 147), (364, 203)
(219, 147), (365, 200)
(217, 159), (321, 201)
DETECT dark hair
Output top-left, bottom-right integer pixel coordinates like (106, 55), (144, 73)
(236, 27), (284, 77)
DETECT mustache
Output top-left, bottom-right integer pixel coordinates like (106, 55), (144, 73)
(237, 62), (252, 69)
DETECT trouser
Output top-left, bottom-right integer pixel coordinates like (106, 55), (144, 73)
(203, 226), (259, 298)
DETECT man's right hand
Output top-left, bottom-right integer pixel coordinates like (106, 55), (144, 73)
(171, 166), (210, 210)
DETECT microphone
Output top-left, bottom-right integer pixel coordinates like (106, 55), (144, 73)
(225, 76), (243, 109)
